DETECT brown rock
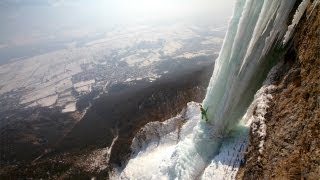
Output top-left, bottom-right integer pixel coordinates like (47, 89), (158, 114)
(237, 3), (320, 180)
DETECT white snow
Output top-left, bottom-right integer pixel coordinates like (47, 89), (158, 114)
(73, 79), (95, 93)
(283, 0), (310, 44)
(162, 41), (183, 56)
(0, 23), (225, 113)
(62, 102), (77, 113)
(73, 79), (95, 88)
(121, 52), (161, 67)
(201, 37), (224, 45)
(147, 74), (161, 82)
(36, 94), (58, 107)
(113, 102), (199, 179)
(176, 51), (209, 59)
(56, 94), (76, 107)
(245, 62), (283, 155)
(201, 128), (248, 180)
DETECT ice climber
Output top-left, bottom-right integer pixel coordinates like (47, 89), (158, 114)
(199, 104), (209, 122)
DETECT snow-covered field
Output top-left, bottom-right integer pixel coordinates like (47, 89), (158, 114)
(0, 24), (224, 114)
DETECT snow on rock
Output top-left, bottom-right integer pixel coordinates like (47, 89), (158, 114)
(240, 63), (282, 157)
(283, 0), (310, 44)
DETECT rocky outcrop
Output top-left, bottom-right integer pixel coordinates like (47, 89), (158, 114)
(237, 3), (319, 179)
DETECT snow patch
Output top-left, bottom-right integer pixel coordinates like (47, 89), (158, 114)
(283, 0), (310, 44)
(62, 102), (77, 113)
(36, 94), (58, 107)
(175, 51), (209, 59)
(201, 37), (224, 45)
(162, 41), (183, 56)
(74, 79), (95, 93)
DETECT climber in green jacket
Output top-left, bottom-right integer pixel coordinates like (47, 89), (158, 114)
(199, 104), (209, 122)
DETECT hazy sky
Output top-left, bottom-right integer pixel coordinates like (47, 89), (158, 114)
(0, 0), (234, 47)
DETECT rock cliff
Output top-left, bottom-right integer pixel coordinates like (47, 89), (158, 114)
(237, 2), (319, 179)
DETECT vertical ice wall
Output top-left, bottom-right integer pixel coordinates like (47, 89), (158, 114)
(203, 0), (297, 133)
(162, 0), (298, 179)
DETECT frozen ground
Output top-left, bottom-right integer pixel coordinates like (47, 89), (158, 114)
(0, 23), (225, 114)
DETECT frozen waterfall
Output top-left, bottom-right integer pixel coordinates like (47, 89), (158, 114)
(203, 0), (297, 132)
(113, 0), (300, 179)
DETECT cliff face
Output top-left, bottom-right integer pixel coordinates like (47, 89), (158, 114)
(237, 3), (319, 179)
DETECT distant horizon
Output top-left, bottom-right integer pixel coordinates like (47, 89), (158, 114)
(0, 0), (233, 52)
